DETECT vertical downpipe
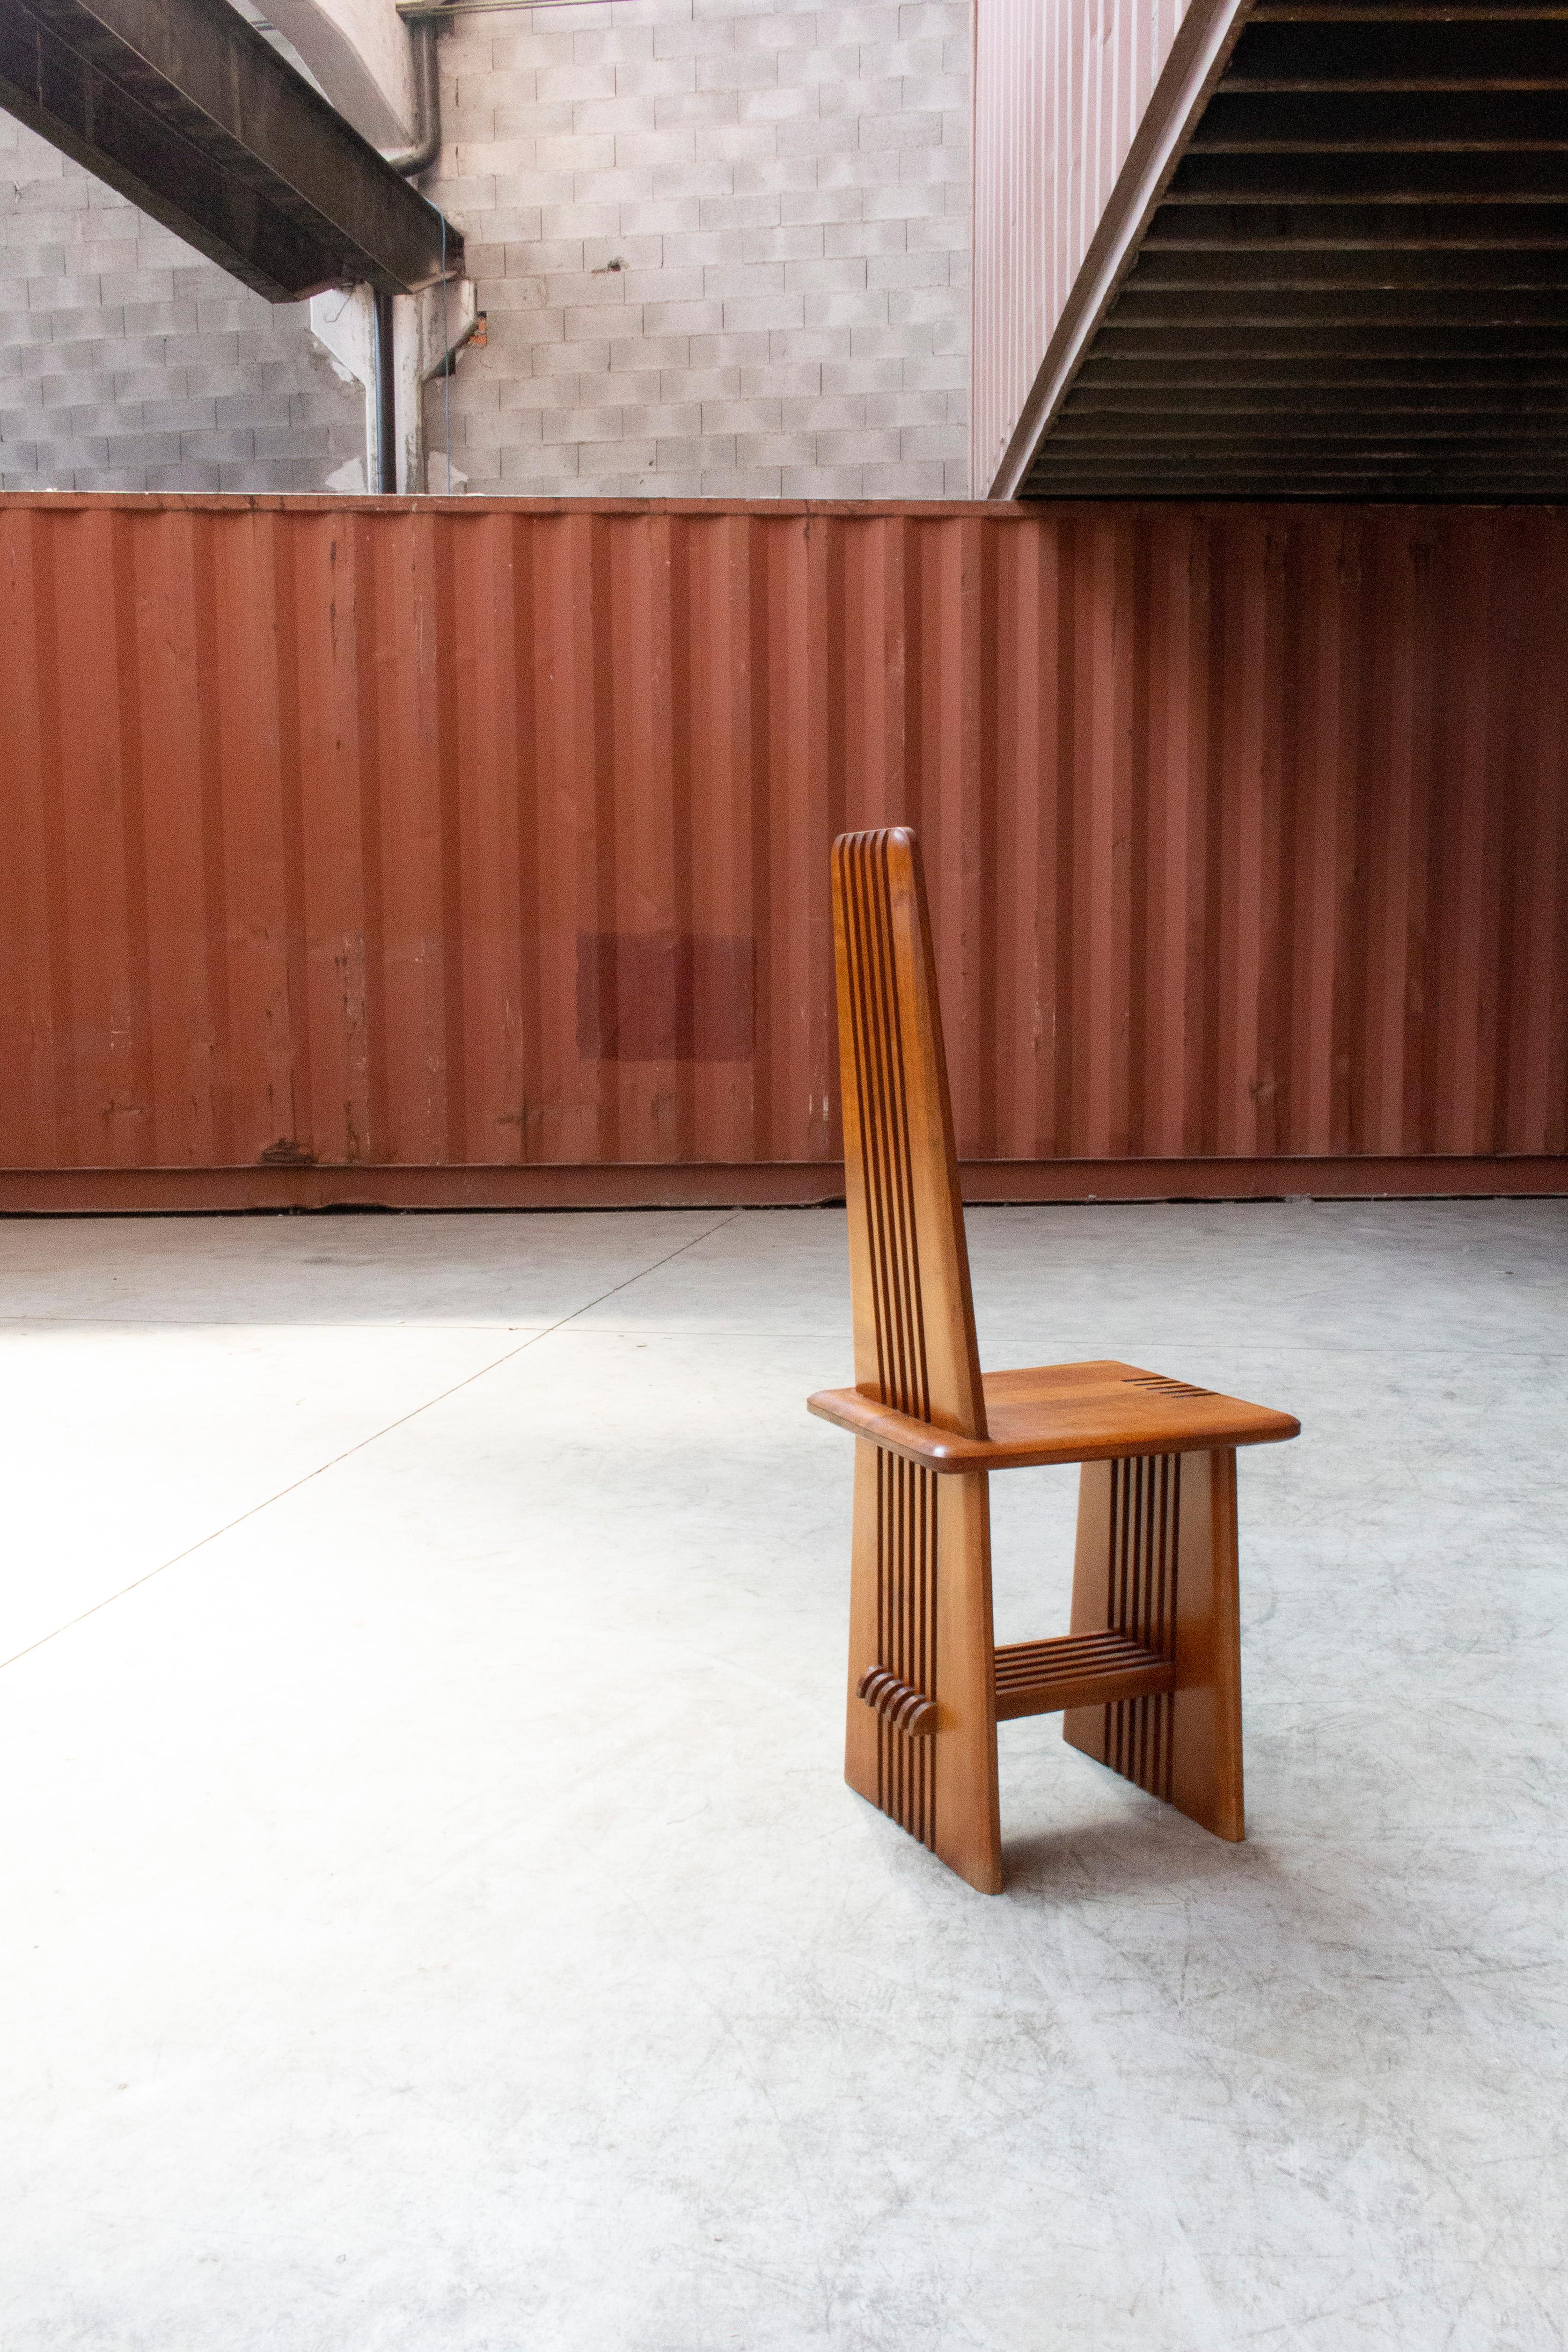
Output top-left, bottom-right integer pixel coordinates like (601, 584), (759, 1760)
(372, 290), (397, 492)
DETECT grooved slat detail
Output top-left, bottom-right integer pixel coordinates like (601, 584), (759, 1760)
(1103, 1454), (1182, 1802)
(874, 1448), (938, 1843)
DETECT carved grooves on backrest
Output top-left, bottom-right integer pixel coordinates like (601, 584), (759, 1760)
(1104, 1455), (1181, 1802)
(876, 1450), (937, 1846)
(837, 830), (930, 1421)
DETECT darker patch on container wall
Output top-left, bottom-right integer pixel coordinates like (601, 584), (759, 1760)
(576, 933), (755, 1063)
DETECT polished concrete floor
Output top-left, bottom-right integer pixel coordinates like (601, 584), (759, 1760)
(1, 1199), (1564, 2352)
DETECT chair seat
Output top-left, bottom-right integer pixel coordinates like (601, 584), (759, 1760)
(807, 1357), (1298, 1472)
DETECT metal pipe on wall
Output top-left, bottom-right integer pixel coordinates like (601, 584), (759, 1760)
(371, 290), (397, 490)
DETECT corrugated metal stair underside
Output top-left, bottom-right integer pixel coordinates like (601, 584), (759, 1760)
(1025, 0), (1568, 499)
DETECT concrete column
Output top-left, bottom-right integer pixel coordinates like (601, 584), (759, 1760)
(309, 279), (479, 493)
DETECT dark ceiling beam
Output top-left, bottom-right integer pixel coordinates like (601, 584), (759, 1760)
(0, 0), (460, 300)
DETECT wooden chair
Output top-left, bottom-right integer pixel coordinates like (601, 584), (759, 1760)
(807, 828), (1299, 1894)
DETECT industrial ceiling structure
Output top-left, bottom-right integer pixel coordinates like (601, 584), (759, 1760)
(1024, 0), (1568, 499)
(0, 0), (459, 300)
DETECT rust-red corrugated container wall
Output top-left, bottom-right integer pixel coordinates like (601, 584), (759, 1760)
(2, 493), (1565, 1211)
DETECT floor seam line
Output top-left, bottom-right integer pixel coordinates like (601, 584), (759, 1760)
(0, 1209), (741, 1675)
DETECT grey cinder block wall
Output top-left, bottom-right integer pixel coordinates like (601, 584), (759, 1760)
(0, 114), (367, 494)
(0, 0), (970, 500)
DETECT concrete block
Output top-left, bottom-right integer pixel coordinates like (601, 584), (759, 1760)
(780, 463), (866, 497)
(656, 434), (735, 470)
(460, 403), (538, 449)
(776, 44), (863, 86)
(482, 274), (551, 313)
(765, 326), (840, 362)
(900, 352), (967, 391)
(29, 275), (101, 311)
(821, 354), (904, 396)
(819, 75), (904, 122)
(619, 265), (707, 304)
(621, 400), (705, 436)
(624, 198), (706, 235)
(743, 221), (827, 263)
(702, 395), (781, 434)
(732, 8), (823, 49)
(696, 52), (779, 93)
(573, 366), (663, 408)
(868, 249), (951, 291)
(862, 457), (948, 497)
(850, 319), (934, 358)
(738, 360), (821, 399)
(811, 426), (901, 466)
(703, 124), (783, 166)
(611, 57), (699, 97)
(538, 203), (623, 242)
(539, 405), (626, 444)
(637, 300), (726, 338)
(611, 334), (691, 371)
(48, 308), (126, 344)
(703, 259), (785, 300)
(905, 211), (967, 252)
(495, 374), (569, 410)
(887, 285), (959, 326)
(868, 38), (949, 74)
(653, 15), (737, 59)
(655, 88), (739, 127)
(900, 72), (968, 111)
(541, 269), (632, 308)
(880, 391), (953, 432)
(501, 442), (580, 481)
(178, 429), (257, 462)
(773, 116), (846, 157)
(894, 140), (966, 183)
(570, 26), (657, 67)
(700, 465), (783, 495)
(212, 392), (298, 432)
(737, 84), (821, 124)
(487, 305), (567, 349)
(781, 392), (865, 431)
(824, 217), (906, 257)
(801, 288), (886, 329)
(138, 396), (217, 432)
(534, 62), (618, 102)
(687, 330), (772, 366)
(0, 307), (81, 348)
(816, 145), (904, 193)
(251, 425), (332, 462)
(856, 109), (942, 152)
(667, 366), (741, 402)
(784, 255), (867, 293)
(720, 292), (803, 333)
(898, 1), (968, 35)
(778, 185), (866, 227)
(660, 230), (751, 270)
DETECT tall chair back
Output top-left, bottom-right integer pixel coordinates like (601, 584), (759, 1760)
(830, 827), (986, 1440)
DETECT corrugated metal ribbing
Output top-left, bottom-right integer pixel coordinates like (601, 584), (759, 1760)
(0, 494), (1565, 1183)
(970, 0), (1194, 494)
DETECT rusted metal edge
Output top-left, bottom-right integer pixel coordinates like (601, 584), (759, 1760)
(0, 1157), (1562, 1215)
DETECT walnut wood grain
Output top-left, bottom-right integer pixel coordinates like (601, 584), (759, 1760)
(819, 826), (1294, 1892)
(993, 1632), (1181, 1721)
(809, 1358), (1299, 1471)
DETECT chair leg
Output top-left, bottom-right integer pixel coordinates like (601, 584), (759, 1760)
(844, 1442), (1001, 1893)
(1062, 1447), (1244, 1842)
